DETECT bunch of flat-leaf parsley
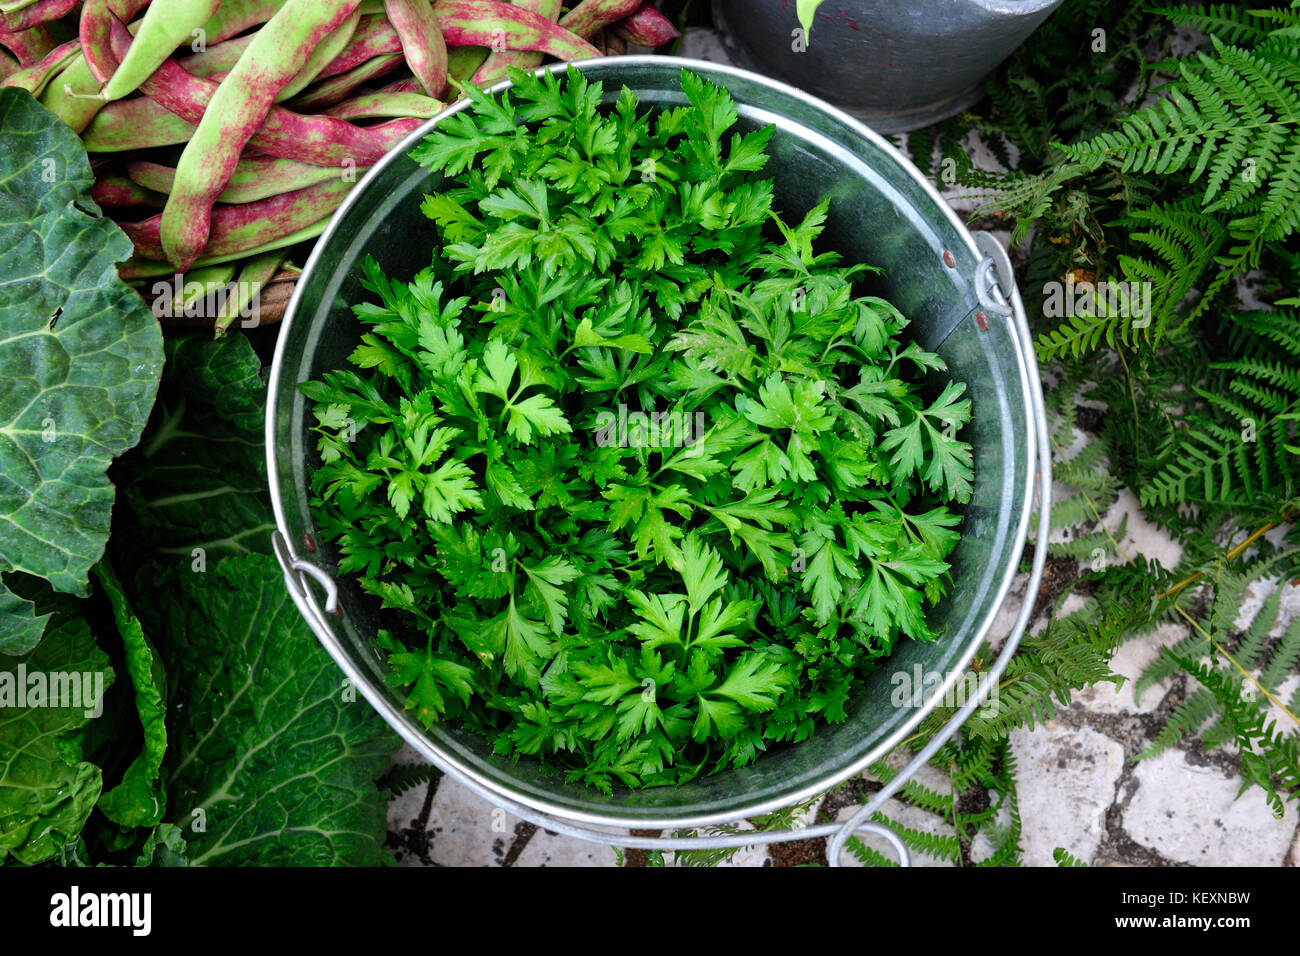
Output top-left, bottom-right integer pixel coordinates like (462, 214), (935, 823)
(300, 67), (974, 792)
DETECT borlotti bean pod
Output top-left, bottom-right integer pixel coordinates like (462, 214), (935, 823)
(266, 58), (1050, 865)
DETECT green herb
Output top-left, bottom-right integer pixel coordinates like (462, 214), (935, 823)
(302, 68), (973, 792)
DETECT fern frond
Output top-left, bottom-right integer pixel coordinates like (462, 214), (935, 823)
(1153, 4), (1275, 46)
(1061, 36), (1300, 250)
(844, 838), (897, 867)
(1225, 573), (1286, 669)
(1229, 309), (1300, 356)
(1052, 846), (1089, 866)
(1049, 517), (1128, 562)
(1055, 436), (1117, 493)
(1172, 653), (1300, 815)
(1207, 550), (1296, 637)
(1044, 378), (1084, 445)
(1260, 611), (1300, 690)
(1134, 630), (1208, 702)
(1036, 306), (1146, 361)
(957, 164), (1088, 243)
(1118, 202), (1229, 340)
(1142, 685), (1218, 758)
(948, 735), (999, 793)
(1061, 86), (1203, 175)
(1144, 309), (1300, 506)
(1251, 132), (1300, 240)
(868, 760), (955, 817)
(975, 738), (1022, 866)
(1048, 490), (1112, 534)
(379, 761), (441, 796)
(868, 810), (963, 864)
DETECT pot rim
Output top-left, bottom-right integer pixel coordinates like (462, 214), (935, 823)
(968, 0), (1061, 14)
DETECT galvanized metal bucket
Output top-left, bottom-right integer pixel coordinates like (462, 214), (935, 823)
(266, 56), (1049, 864)
(713, 0), (1065, 133)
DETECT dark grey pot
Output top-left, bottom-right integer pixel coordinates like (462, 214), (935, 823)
(714, 0), (1065, 132)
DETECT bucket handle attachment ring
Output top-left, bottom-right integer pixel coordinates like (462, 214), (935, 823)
(291, 558), (340, 615)
(975, 254), (1015, 318)
(273, 531), (341, 616)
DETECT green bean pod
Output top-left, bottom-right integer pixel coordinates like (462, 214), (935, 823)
(323, 89), (443, 120)
(557, 0), (641, 39)
(175, 33), (256, 79)
(160, 0), (365, 269)
(82, 94), (198, 151)
(103, 12), (413, 167)
(197, 0), (289, 44)
(119, 219), (327, 278)
(289, 52), (402, 111)
(374, 76), (422, 95)
(91, 170), (166, 208)
(444, 43), (488, 83)
(612, 5), (680, 47)
(42, 0), (147, 131)
(1, 0), (79, 33)
(275, 5), (363, 102)
(472, 0), (560, 87)
(214, 248), (288, 336)
(39, 54), (100, 129)
(312, 15), (401, 80)
(436, 1), (601, 60)
(0, 48), (19, 81)
(165, 263), (240, 317)
(0, 21), (54, 66)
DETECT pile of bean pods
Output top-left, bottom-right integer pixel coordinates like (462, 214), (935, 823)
(0, 0), (676, 329)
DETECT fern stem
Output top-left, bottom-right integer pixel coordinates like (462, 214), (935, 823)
(1156, 508), (1297, 602)
(1171, 602), (1300, 728)
(1048, 430), (1128, 560)
(1116, 347), (1142, 468)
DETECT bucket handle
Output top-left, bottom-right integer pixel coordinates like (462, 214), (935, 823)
(273, 234), (1052, 867)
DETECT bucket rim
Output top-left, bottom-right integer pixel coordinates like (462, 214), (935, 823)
(264, 54), (1043, 830)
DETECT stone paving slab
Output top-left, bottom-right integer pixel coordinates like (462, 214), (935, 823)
(1073, 623), (1185, 716)
(1124, 750), (1297, 867)
(1010, 723), (1126, 866)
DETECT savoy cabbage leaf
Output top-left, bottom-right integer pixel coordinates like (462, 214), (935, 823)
(114, 334), (273, 565)
(0, 89), (164, 655)
(0, 606), (114, 864)
(138, 553), (399, 866)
